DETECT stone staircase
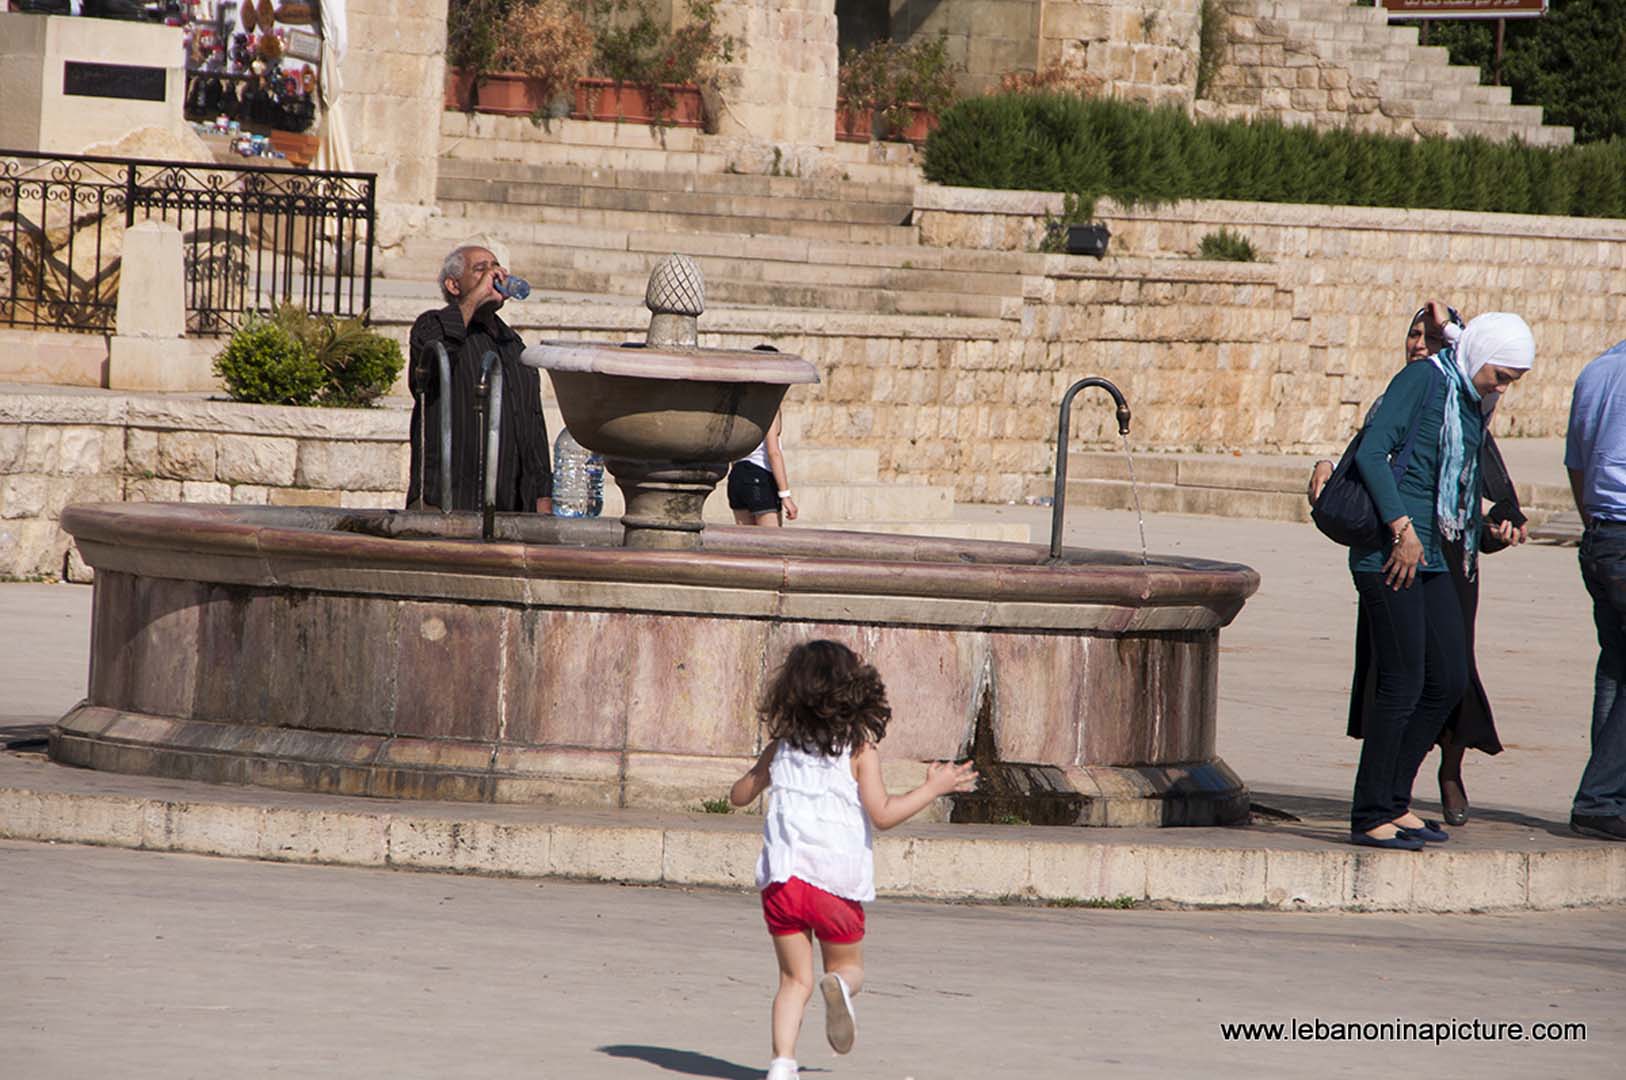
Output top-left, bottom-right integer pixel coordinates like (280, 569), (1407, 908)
(1205, 0), (1573, 146)
(380, 159), (1041, 323)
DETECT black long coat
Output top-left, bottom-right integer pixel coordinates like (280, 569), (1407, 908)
(406, 304), (552, 512)
(1347, 433), (1524, 753)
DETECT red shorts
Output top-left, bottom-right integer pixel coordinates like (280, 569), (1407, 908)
(761, 876), (866, 943)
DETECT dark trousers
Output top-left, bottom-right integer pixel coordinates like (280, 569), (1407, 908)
(1350, 571), (1469, 832)
(1575, 521), (1626, 817)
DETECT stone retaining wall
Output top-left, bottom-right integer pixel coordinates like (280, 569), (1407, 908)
(0, 392), (408, 580)
(914, 186), (1619, 465)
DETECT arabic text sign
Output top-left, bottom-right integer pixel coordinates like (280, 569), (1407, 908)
(1380, 0), (1547, 18)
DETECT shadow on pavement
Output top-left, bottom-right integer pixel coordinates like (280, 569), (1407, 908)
(1251, 789), (1584, 841)
(598, 1044), (823, 1079)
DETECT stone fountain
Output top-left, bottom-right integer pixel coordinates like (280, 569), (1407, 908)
(525, 255), (818, 549)
(51, 258), (1260, 827)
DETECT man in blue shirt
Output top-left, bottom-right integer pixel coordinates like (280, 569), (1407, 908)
(1567, 340), (1626, 841)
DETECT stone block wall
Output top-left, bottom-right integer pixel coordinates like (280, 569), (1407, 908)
(713, 0), (840, 149)
(1034, 0), (1200, 107)
(901, 186), (1617, 483)
(891, 0), (1041, 96)
(0, 394), (409, 581)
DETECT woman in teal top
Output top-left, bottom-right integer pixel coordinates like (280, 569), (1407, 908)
(1346, 305), (1535, 850)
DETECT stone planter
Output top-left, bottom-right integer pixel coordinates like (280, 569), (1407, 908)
(572, 77), (704, 127)
(835, 97), (872, 143)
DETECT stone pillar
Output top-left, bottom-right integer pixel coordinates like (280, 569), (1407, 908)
(0, 13), (188, 154)
(338, 0), (448, 246)
(710, 0), (841, 173)
(107, 222), (210, 392)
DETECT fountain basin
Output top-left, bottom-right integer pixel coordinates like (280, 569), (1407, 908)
(54, 502), (1259, 826)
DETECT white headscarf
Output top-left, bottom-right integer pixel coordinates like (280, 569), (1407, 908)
(1456, 312), (1535, 415)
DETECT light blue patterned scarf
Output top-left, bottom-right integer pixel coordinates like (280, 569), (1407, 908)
(1430, 346), (1481, 575)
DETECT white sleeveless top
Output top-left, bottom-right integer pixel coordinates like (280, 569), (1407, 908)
(739, 438), (771, 471)
(754, 740), (875, 902)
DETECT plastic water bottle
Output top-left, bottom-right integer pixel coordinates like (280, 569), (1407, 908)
(552, 427), (603, 518)
(494, 274), (531, 301)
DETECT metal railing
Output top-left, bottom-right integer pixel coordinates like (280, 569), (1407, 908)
(0, 149), (375, 335)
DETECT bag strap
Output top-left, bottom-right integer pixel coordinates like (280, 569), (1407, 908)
(1388, 364), (1445, 481)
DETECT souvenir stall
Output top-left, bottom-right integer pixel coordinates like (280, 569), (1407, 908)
(179, 0), (326, 164)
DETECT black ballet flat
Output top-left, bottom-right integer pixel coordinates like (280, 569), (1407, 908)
(1397, 820), (1449, 843)
(1351, 831), (1426, 851)
(1440, 777), (1469, 826)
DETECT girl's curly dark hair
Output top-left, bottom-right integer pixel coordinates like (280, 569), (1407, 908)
(760, 639), (891, 757)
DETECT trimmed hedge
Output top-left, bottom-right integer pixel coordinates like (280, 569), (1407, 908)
(213, 305), (403, 408)
(921, 94), (1626, 219)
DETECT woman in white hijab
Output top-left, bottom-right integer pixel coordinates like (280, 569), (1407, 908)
(1334, 303), (1534, 849)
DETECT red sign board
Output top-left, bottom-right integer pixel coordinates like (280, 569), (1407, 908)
(1380, 0), (1547, 18)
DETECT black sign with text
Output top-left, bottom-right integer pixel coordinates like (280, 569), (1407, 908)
(63, 61), (167, 102)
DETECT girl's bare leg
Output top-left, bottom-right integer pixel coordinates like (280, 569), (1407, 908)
(753, 510), (783, 528)
(771, 931), (816, 1059)
(733, 509), (758, 526)
(819, 938), (865, 995)
(818, 938), (864, 1053)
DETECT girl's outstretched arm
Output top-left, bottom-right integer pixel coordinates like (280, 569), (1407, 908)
(729, 740), (778, 807)
(853, 742), (977, 830)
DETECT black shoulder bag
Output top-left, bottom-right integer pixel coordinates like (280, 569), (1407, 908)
(1311, 367), (1442, 549)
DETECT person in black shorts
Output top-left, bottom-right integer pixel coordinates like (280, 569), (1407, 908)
(729, 345), (799, 526)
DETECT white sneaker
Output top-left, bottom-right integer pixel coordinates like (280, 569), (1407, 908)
(765, 1057), (799, 1080)
(820, 972), (856, 1054)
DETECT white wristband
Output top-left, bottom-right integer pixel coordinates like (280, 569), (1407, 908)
(777, 490), (792, 499)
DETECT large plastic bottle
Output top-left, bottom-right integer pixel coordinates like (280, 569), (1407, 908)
(551, 427), (604, 517)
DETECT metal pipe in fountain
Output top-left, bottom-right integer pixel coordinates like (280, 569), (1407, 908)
(1049, 377), (1132, 562)
(412, 341), (455, 511)
(474, 350), (503, 542)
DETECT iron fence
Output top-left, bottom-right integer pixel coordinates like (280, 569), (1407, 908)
(0, 149), (375, 335)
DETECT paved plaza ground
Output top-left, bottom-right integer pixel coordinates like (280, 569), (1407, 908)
(3, 839), (1621, 1079)
(2, 459), (1621, 1078)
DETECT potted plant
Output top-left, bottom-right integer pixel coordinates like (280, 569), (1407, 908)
(486, 0), (595, 117)
(446, 0), (595, 116)
(836, 36), (959, 145)
(575, 0), (732, 128)
(836, 40), (887, 142)
(445, 0), (503, 110)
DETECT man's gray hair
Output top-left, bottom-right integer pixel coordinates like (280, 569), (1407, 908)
(438, 245), (488, 303)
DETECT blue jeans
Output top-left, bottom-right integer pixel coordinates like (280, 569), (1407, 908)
(1574, 521), (1626, 817)
(1350, 571), (1469, 833)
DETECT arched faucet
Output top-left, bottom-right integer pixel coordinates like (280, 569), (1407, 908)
(1049, 377), (1132, 561)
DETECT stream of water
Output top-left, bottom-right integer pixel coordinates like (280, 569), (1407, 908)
(1122, 433), (1149, 565)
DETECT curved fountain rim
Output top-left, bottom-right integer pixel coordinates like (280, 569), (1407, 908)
(521, 340), (821, 385)
(60, 503), (1260, 621)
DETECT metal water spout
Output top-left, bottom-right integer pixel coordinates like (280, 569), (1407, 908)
(1049, 377), (1132, 561)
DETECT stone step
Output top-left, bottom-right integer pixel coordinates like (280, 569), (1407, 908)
(416, 212), (1036, 277)
(377, 257), (1014, 320)
(436, 198), (921, 247)
(387, 237), (1028, 301)
(1046, 450), (1578, 525)
(436, 175), (913, 229)
(438, 157), (917, 207)
(439, 111), (927, 188)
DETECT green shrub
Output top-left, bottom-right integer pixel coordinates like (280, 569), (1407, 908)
(1197, 228), (1257, 262)
(923, 93), (1626, 219)
(214, 305), (402, 409)
(212, 317), (323, 406)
